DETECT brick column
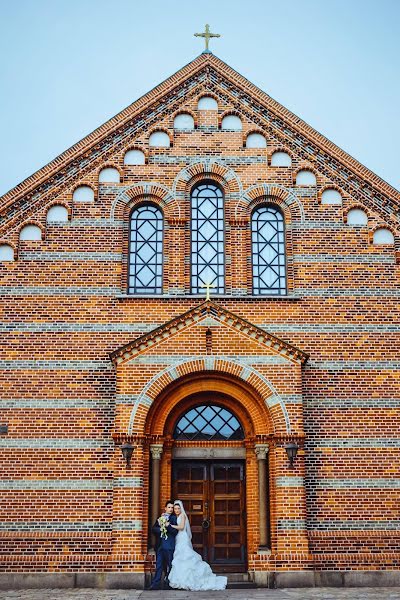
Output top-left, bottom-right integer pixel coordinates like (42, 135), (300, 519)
(150, 444), (163, 530)
(255, 443), (269, 548)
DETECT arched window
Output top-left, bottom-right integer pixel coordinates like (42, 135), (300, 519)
(47, 205), (68, 223)
(124, 149), (145, 165)
(191, 183), (225, 294)
(246, 133), (267, 148)
(0, 244), (14, 262)
(174, 113), (195, 130)
(252, 205), (286, 295)
(20, 225), (42, 241)
(198, 96), (218, 110)
(99, 167), (120, 183)
(129, 204), (163, 294)
(271, 151), (291, 167)
(174, 404), (244, 441)
(221, 115), (242, 130)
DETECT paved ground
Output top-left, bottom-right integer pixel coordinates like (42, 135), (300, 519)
(1, 589), (400, 600)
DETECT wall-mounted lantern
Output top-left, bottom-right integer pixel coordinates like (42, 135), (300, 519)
(121, 442), (134, 468)
(285, 442), (299, 469)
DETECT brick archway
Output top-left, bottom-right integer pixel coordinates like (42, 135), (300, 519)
(127, 357), (293, 436)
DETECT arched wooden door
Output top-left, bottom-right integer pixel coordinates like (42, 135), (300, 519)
(172, 460), (246, 572)
(171, 403), (247, 572)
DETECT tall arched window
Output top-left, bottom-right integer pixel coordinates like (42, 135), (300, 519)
(191, 183), (225, 294)
(129, 204), (163, 294)
(252, 205), (286, 295)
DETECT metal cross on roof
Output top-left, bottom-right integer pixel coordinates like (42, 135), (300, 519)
(194, 24), (221, 53)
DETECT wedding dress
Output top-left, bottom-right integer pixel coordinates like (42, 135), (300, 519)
(168, 501), (227, 591)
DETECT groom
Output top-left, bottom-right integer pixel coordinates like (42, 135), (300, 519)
(149, 500), (178, 590)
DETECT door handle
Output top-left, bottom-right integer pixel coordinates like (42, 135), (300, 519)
(202, 519), (211, 529)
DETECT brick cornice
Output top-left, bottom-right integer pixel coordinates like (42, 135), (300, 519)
(110, 299), (309, 366)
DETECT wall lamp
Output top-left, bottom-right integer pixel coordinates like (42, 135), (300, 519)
(285, 442), (299, 469)
(121, 442), (134, 468)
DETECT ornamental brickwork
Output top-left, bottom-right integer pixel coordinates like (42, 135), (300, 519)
(0, 52), (399, 587)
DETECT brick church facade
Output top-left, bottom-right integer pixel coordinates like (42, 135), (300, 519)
(0, 52), (399, 588)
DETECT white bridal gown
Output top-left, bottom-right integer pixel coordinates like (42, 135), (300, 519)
(168, 514), (227, 591)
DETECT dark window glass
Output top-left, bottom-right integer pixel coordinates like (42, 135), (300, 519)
(191, 183), (225, 294)
(174, 405), (244, 441)
(129, 204), (163, 294)
(252, 205), (286, 295)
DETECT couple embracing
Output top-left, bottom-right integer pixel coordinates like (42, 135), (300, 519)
(150, 499), (227, 591)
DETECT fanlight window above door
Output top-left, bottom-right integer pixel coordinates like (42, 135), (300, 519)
(174, 405), (244, 441)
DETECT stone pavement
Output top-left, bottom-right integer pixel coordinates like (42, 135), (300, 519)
(1, 589), (400, 600)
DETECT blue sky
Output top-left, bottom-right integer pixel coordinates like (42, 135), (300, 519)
(1, 0), (399, 196)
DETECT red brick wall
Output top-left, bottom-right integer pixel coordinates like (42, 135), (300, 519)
(0, 56), (399, 575)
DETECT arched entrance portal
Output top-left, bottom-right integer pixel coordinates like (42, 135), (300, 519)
(145, 372), (274, 574)
(171, 398), (247, 572)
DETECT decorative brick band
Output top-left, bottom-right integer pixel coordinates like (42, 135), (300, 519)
(306, 438), (400, 448)
(19, 252), (123, 262)
(307, 360), (400, 370)
(0, 521), (141, 532)
(305, 398), (400, 408)
(0, 478), (142, 490)
(276, 476), (304, 487)
(0, 398), (113, 408)
(277, 519), (307, 530)
(0, 438), (113, 449)
(310, 479), (400, 489)
(0, 287), (120, 296)
(0, 360), (112, 370)
(1, 322), (399, 334)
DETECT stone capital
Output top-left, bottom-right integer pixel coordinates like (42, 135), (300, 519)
(150, 443), (163, 460)
(255, 443), (269, 460)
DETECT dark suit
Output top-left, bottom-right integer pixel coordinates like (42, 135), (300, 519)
(150, 514), (178, 589)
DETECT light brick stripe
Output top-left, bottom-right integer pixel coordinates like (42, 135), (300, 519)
(307, 361), (400, 370)
(0, 322), (155, 333)
(0, 438), (113, 449)
(1, 287), (399, 298)
(307, 438), (400, 448)
(1, 322), (399, 334)
(276, 476), (304, 487)
(277, 519), (306, 530)
(0, 398), (112, 408)
(62, 219), (125, 228)
(0, 521), (116, 531)
(116, 394), (152, 406)
(297, 288), (400, 297)
(292, 254), (395, 264)
(0, 360), (112, 370)
(262, 324), (400, 333)
(112, 520), (142, 531)
(311, 479), (400, 489)
(0, 287), (120, 296)
(19, 252), (123, 261)
(267, 394), (303, 407)
(305, 398), (400, 408)
(0, 478), (142, 490)
(307, 520), (400, 531)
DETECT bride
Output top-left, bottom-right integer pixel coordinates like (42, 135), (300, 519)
(168, 500), (227, 591)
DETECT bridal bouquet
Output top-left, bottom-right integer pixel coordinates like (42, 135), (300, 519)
(158, 514), (169, 539)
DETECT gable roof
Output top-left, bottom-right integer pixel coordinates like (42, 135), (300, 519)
(1, 52), (399, 226)
(110, 299), (309, 366)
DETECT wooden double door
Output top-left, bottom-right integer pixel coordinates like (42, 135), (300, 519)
(172, 460), (246, 572)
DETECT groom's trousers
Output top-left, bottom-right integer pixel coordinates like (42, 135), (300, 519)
(151, 548), (174, 589)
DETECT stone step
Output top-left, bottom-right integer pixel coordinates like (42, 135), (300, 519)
(225, 572), (250, 582)
(225, 572), (257, 588)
